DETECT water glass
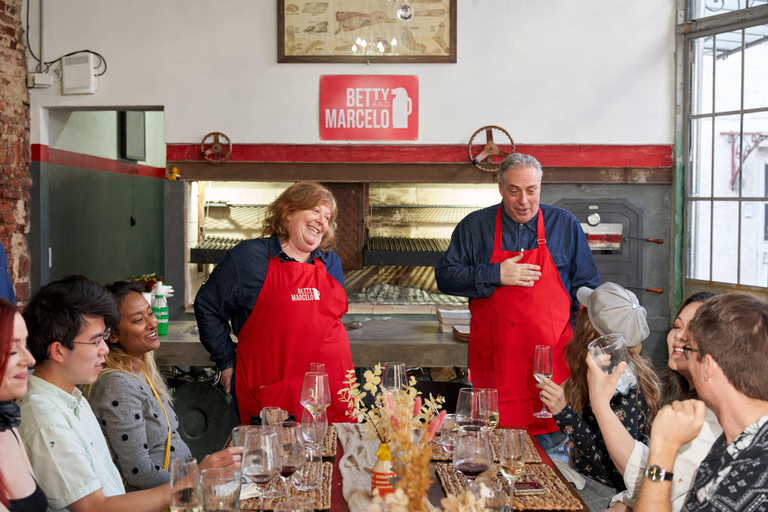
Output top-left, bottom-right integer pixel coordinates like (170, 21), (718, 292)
(588, 333), (630, 374)
(170, 457), (202, 512)
(292, 449), (323, 492)
(479, 480), (505, 512)
(232, 425), (261, 447)
(201, 468), (242, 512)
(434, 413), (458, 453)
(380, 362), (407, 392)
(260, 407), (284, 430)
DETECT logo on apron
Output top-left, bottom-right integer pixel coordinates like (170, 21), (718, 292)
(291, 288), (321, 301)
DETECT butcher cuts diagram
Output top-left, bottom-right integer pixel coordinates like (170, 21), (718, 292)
(280, 0), (454, 62)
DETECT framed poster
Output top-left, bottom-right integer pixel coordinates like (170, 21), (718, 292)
(278, 0), (456, 63)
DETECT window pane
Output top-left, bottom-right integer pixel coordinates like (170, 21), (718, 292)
(688, 0), (768, 21)
(687, 200), (712, 280)
(740, 201), (767, 285)
(740, 112), (768, 197)
(690, 37), (714, 116)
(714, 30), (743, 113)
(712, 201), (740, 283)
(689, 117), (714, 197)
(713, 114), (741, 196)
(743, 23), (768, 110)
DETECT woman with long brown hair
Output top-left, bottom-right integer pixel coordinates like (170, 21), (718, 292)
(0, 298), (47, 511)
(537, 282), (661, 509)
(194, 181), (354, 424)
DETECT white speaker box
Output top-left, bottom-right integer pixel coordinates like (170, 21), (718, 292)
(62, 54), (97, 95)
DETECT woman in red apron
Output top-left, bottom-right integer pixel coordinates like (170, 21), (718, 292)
(469, 206), (572, 435)
(195, 182), (354, 425)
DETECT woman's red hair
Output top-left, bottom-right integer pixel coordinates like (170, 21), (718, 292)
(0, 297), (20, 508)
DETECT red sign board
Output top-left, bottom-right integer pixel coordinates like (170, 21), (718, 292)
(319, 75), (418, 141)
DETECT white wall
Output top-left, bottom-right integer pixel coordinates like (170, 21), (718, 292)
(25, 1), (676, 147)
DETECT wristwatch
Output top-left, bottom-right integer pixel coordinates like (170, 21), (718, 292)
(644, 464), (674, 482)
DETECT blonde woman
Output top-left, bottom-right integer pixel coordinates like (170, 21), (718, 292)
(88, 280), (240, 490)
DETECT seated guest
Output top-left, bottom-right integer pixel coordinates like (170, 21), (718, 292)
(635, 292), (768, 512)
(587, 292), (721, 511)
(0, 298), (47, 511)
(88, 280), (239, 490)
(536, 282), (661, 509)
(18, 275), (240, 512)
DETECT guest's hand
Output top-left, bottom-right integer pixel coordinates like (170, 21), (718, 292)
(650, 400), (705, 453)
(536, 376), (567, 415)
(586, 354), (625, 410)
(199, 446), (243, 471)
(220, 367), (234, 393)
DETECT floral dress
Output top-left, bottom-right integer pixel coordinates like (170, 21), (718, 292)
(553, 388), (650, 491)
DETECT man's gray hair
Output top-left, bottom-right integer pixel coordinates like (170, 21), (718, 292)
(498, 153), (543, 185)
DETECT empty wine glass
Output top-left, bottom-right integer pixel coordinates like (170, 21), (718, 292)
(309, 362), (325, 373)
(533, 345), (553, 419)
(241, 429), (281, 512)
(292, 449), (323, 492)
(301, 407), (328, 454)
(478, 388), (499, 431)
(278, 422), (306, 500)
(260, 406), (284, 430)
(380, 362), (407, 393)
(300, 372), (331, 419)
(453, 430), (493, 495)
(434, 413), (458, 453)
(498, 429), (526, 487)
(232, 425), (261, 447)
(456, 388), (486, 432)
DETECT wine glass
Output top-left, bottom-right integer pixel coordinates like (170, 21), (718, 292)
(241, 429), (281, 512)
(309, 362), (325, 373)
(380, 362), (407, 393)
(170, 457), (202, 512)
(533, 345), (553, 418)
(260, 407), (284, 431)
(498, 429), (526, 487)
(434, 413), (458, 453)
(455, 388), (485, 432)
(292, 449), (323, 492)
(278, 422), (306, 500)
(453, 430), (493, 495)
(478, 388), (499, 431)
(301, 407), (328, 454)
(300, 372), (331, 419)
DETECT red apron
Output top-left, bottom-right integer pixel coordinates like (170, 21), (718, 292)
(468, 206), (572, 435)
(235, 255), (354, 424)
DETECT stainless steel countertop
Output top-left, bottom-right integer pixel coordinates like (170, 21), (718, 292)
(155, 320), (468, 367)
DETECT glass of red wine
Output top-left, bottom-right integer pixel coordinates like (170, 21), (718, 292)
(241, 428), (281, 512)
(453, 430), (493, 496)
(455, 387), (486, 432)
(278, 421), (306, 500)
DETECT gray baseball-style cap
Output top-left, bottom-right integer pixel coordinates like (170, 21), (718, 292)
(576, 282), (650, 348)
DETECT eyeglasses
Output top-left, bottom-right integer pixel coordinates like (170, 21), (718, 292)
(681, 344), (702, 360)
(71, 329), (112, 347)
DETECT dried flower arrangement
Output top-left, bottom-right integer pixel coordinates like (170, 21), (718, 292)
(369, 485), (494, 512)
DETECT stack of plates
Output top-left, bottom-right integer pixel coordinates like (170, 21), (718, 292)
(437, 309), (471, 340)
(452, 325), (470, 342)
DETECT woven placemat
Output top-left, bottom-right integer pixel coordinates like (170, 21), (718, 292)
(240, 461), (333, 510)
(226, 425), (336, 458)
(431, 430), (542, 464)
(435, 463), (583, 511)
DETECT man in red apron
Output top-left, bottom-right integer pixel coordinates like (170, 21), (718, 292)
(435, 154), (599, 459)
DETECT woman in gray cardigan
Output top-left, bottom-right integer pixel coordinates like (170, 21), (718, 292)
(88, 280), (240, 490)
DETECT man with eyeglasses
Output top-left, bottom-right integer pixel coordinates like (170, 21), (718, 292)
(18, 275), (173, 512)
(635, 292), (768, 512)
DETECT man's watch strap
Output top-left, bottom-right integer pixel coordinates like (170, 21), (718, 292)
(644, 464), (674, 482)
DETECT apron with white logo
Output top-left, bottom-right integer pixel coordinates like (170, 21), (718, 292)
(235, 255), (354, 424)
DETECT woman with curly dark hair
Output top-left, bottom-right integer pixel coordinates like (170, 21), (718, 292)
(537, 282), (661, 510)
(194, 181), (354, 423)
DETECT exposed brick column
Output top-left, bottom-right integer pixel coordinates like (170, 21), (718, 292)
(0, 0), (31, 303)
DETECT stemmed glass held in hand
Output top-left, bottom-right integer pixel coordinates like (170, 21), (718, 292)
(300, 372), (331, 419)
(453, 430), (494, 495)
(455, 387), (486, 432)
(533, 345), (553, 418)
(278, 422), (306, 500)
(241, 429), (281, 512)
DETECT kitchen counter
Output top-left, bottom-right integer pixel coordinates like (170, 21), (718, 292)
(155, 320), (468, 368)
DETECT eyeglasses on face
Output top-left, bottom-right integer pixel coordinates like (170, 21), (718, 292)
(71, 328), (112, 347)
(681, 344), (702, 360)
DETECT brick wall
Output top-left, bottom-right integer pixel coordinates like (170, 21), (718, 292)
(0, 0), (30, 302)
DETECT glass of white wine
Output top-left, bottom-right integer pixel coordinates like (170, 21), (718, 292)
(478, 388), (499, 431)
(533, 345), (553, 419)
(498, 428), (526, 491)
(300, 372), (331, 419)
(169, 456), (202, 512)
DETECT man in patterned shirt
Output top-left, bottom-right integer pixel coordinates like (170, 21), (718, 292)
(635, 292), (768, 512)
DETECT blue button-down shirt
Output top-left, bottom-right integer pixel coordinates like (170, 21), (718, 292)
(435, 203), (599, 325)
(193, 236), (344, 371)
